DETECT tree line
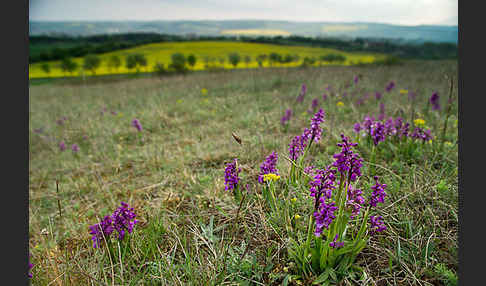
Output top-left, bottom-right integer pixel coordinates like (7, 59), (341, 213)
(30, 33), (457, 64)
(38, 50), (353, 78)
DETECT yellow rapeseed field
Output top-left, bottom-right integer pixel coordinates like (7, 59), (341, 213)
(29, 41), (386, 79)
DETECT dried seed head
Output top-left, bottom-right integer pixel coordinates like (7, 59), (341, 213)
(231, 131), (242, 145)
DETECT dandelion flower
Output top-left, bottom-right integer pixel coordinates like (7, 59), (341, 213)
(336, 101), (344, 107)
(263, 173), (281, 182)
(413, 118), (426, 127)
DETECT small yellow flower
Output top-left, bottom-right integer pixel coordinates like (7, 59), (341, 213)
(263, 173), (280, 182)
(201, 88), (208, 96)
(400, 89), (408, 94)
(445, 141), (453, 147)
(177, 99), (183, 104)
(291, 198), (297, 203)
(294, 214), (301, 219)
(336, 101), (344, 107)
(414, 118), (426, 127)
(428, 140), (433, 144)
(283, 267), (289, 273)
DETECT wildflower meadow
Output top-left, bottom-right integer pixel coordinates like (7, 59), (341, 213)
(29, 60), (458, 285)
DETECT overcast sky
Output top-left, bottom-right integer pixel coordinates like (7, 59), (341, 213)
(29, 0), (458, 26)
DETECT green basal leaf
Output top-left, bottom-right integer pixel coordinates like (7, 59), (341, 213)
(312, 268), (330, 285)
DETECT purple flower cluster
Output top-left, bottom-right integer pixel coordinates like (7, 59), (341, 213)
(385, 81), (395, 92)
(224, 159), (241, 191)
(309, 166), (337, 201)
(280, 109), (292, 125)
(369, 215), (387, 234)
(304, 165), (317, 176)
(354, 116), (431, 144)
(369, 176), (387, 208)
(28, 255), (33, 278)
(411, 127), (433, 142)
(288, 132), (309, 161)
(346, 185), (365, 218)
(310, 108), (325, 142)
(329, 234), (345, 248)
(71, 143), (79, 153)
(111, 202), (139, 240)
(131, 118), (143, 132)
(89, 216), (114, 248)
(296, 84), (307, 103)
(89, 202), (138, 248)
(258, 151), (279, 184)
(375, 92), (382, 100)
(354, 75), (359, 85)
(288, 109), (325, 161)
(59, 141), (66, 151)
(308, 98), (319, 113)
(371, 121), (386, 146)
(332, 134), (363, 181)
(430, 92), (440, 110)
(314, 200), (338, 237)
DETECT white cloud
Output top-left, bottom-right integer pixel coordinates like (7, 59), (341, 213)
(29, 0), (457, 26)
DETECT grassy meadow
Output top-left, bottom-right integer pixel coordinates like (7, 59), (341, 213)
(28, 41), (385, 79)
(29, 60), (458, 285)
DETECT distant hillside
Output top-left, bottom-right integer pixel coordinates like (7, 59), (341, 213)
(29, 20), (457, 44)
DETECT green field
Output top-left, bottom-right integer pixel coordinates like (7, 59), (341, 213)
(29, 61), (457, 284)
(28, 41), (385, 79)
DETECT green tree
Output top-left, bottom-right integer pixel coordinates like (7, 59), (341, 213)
(187, 54), (197, 69)
(320, 54), (347, 65)
(153, 62), (166, 76)
(228, 52), (241, 68)
(203, 56), (210, 69)
(40, 63), (50, 77)
(256, 54), (267, 68)
(83, 54), (101, 75)
(108, 55), (121, 72)
(60, 57), (78, 76)
(125, 53), (147, 73)
(218, 57), (225, 67)
(244, 55), (251, 67)
(269, 52), (282, 66)
(125, 54), (137, 72)
(135, 54), (147, 72)
(169, 53), (187, 73)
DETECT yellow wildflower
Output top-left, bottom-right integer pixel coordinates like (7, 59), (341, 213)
(294, 214), (301, 219)
(177, 99), (183, 104)
(400, 89), (408, 94)
(201, 88), (208, 96)
(414, 118), (426, 127)
(291, 198), (297, 203)
(445, 141), (453, 147)
(263, 173), (280, 182)
(336, 101), (344, 107)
